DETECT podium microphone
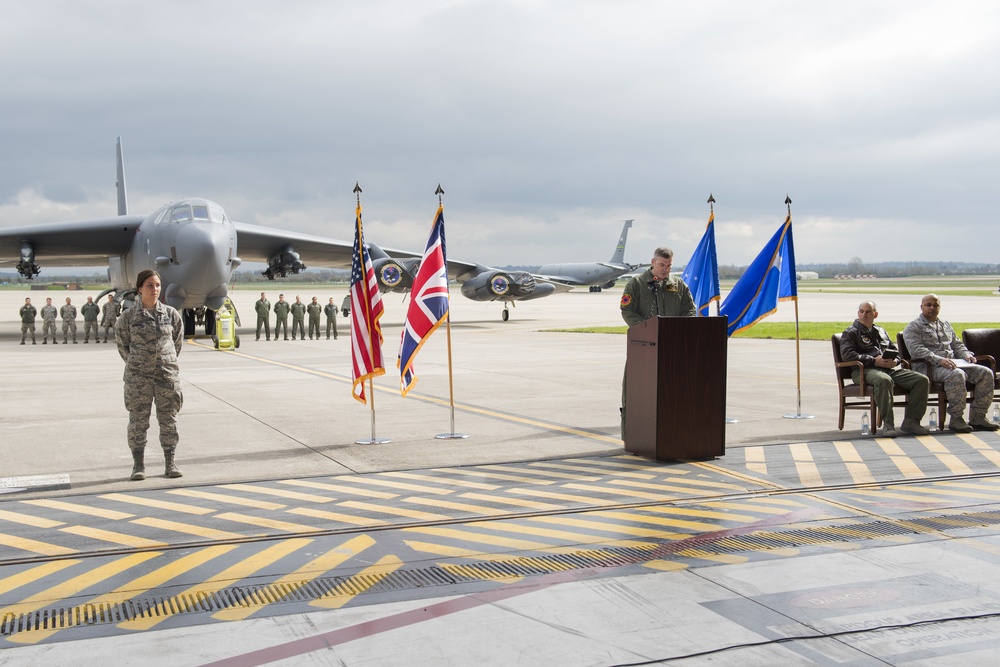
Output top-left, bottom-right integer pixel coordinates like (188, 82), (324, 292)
(647, 280), (659, 295)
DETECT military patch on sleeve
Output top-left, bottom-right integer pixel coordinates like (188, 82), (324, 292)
(620, 294), (632, 308)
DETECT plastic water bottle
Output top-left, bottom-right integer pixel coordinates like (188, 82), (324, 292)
(992, 404), (1000, 425)
(861, 412), (870, 436)
(929, 409), (938, 431)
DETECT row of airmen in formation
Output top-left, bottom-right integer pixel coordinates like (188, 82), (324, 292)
(17, 292), (347, 344)
(18, 296), (117, 344)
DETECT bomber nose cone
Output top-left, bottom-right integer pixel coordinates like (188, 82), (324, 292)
(174, 222), (233, 300)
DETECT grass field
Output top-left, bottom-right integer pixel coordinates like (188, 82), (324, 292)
(553, 322), (1000, 340)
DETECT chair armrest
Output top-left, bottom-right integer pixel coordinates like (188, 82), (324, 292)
(975, 354), (997, 374)
(835, 360), (866, 390)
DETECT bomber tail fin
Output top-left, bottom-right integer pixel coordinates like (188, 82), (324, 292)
(608, 219), (633, 264)
(116, 137), (128, 216)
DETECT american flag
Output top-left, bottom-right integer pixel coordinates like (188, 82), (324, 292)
(399, 205), (449, 396)
(350, 205), (385, 403)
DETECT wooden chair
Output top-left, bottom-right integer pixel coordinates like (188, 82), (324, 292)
(831, 333), (909, 430)
(960, 328), (1000, 403)
(896, 333), (961, 418)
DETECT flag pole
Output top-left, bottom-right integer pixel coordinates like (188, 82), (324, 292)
(710, 194), (739, 424)
(354, 183), (391, 444)
(782, 195), (814, 420)
(435, 185), (469, 439)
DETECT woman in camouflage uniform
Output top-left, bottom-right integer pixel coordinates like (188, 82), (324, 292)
(115, 269), (184, 481)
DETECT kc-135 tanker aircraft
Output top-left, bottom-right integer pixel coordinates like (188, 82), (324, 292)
(0, 139), (609, 329)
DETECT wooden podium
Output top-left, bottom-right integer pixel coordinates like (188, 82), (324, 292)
(624, 316), (727, 461)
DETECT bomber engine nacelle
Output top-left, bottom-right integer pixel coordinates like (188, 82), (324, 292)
(16, 241), (40, 279)
(460, 270), (538, 301)
(262, 246), (307, 280)
(373, 257), (419, 293)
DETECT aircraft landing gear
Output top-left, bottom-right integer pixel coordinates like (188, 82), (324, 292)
(183, 308), (217, 336)
(501, 305), (510, 321)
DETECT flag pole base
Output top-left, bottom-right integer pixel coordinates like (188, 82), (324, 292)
(435, 433), (470, 439)
(355, 437), (392, 445)
(783, 414), (815, 419)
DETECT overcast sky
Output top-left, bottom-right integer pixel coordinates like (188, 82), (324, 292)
(1, 0), (997, 271)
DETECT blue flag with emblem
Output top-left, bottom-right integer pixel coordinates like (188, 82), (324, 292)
(681, 210), (720, 317)
(719, 214), (797, 337)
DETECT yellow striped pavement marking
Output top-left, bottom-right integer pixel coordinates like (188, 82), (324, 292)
(212, 513), (323, 533)
(60, 526), (166, 549)
(956, 433), (1000, 467)
(310, 555), (404, 609)
(458, 492), (564, 511)
(674, 549), (748, 564)
(844, 488), (953, 503)
(0, 560), (79, 596)
(402, 526), (551, 551)
(833, 441), (876, 484)
(332, 477), (454, 496)
(488, 465), (601, 481)
(9, 546), (236, 644)
(0, 509), (63, 529)
(525, 462), (609, 479)
(218, 484), (334, 504)
(744, 446), (767, 475)
(21, 499), (133, 520)
(166, 488), (286, 510)
(4, 552), (160, 644)
(875, 438), (926, 479)
(286, 507), (389, 527)
(593, 510), (720, 532)
(118, 539), (314, 631)
(533, 460), (657, 479)
(381, 471), (500, 491)
(808, 525), (912, 544)
(277, 479), (397, 499)
(439, 563), (524, 583)
(100, 493), (215, 515)
(753, 497), (808, 507)
(531, 515), (687, 541)
(130, 517), (248, 541)
(882, 485), (1000, 501)
(607, 478), (737, 496)
(403, 497), (510, 516)
(563, 483), (677, 502)
(338, 500), (450, 521)
(0, 534), (78, 557)
(641, 506), (759, 522)
(507, 488), (618, 506)
(937, 481), (1000, 494)
(789, 443), (824, 486)
(465, 519), (653, 549)
(430, 468), (558, 485)
(660, 476), (746, 491)
(700, 500), (803, 515)
(404, 540), (494, 559)
(643, 560), (690, 572)
(214, 535), (377, 621)
(916, 436), (974, 475)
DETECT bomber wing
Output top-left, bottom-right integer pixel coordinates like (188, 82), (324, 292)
(0, 216), (143, 268)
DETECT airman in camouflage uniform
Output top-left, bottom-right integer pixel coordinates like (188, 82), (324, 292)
(81, 296), (100, 343)
(307, 296), (322, 340)
(290, 295), (306, 340)
(101, 299), (120, 343)
(273, 294), (290, 340)
(40, 298), (58, 344)
(324, 297), (339, 339)
(19, 298), (37, 345)
(116, 269), (185, 481)
(60, 297), (78, 344)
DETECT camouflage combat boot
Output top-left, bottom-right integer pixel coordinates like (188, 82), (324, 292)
(164, 451), (183, 478)
(130, 450), (145, 481)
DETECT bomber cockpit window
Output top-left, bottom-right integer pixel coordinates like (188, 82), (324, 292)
(209, 203), (227, 223)
(192, 205), (210, 221)
(171, 205), (192, 223)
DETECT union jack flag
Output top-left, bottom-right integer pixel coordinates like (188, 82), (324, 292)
(350, 205), (385, 403)
(399, 205), (450, 396)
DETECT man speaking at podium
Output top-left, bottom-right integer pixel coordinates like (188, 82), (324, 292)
(619, 247), (696, 439)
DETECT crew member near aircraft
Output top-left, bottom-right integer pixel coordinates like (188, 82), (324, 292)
(255, 292), (271, 341)
(60, 297), (78, 344)
(841, 300), (930, 437)
(619, 247), (696, 440)
(290, 295), (307, 340)
(116, 269), (185, 481)
(100, 298), (120, 343)
(19, 297), (37, 345)
(273, 294), (290, 341)
(41, 297), (58, 344)
(81, 296), (100, 344)
(307, 296), (322, 340)
(324, 297), (339, 340)
(902, 293), (999, 433)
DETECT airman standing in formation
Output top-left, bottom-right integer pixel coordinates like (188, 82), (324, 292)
(307, 296), (322, 340)
(81, 296), (100, 343)
(40, 297), (58, 344)
(101, 298), (120, 343)
(255, 292), (271, 341)
(19, 297), (37, 345)
(290, 295), (306, 340)
(273, 294), (290, 341)
(324, 297), (339, 339)
(60, 297), (78, 344)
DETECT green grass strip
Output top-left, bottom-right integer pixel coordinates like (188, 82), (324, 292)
(551, 322), (1000, 341)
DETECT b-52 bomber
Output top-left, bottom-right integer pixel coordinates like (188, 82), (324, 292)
(0, 139), (566, 331)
